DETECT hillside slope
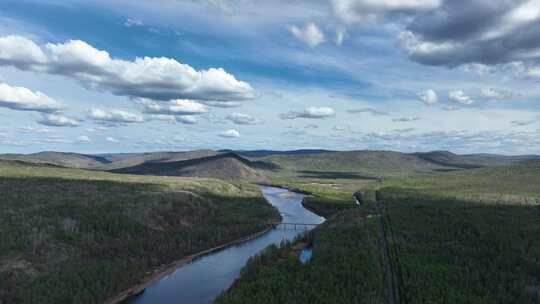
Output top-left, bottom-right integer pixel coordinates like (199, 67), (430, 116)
(0, 152), (109, 169)
(261, 150), (455, 179)
(0, 160), (278, 303)
(414, 150), (540, 169)
(111, 152), (265, 180)
(97, 150), (220, 170)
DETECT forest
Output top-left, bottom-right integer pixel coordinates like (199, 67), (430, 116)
(220, 162), (540, 303)
(0, 161), (279, 303)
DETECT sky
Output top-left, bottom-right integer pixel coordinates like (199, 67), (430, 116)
(0, 0), (539, 155)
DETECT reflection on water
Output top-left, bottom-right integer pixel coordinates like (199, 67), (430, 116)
(128, 186), (325, 304)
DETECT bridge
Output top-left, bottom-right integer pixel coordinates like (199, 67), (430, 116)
(272, 222), (319, 230)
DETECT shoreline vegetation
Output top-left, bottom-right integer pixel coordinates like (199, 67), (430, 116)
(105, 225), (276, 304)
(0, 161), (280, 303)
(218, 162), (540, 303)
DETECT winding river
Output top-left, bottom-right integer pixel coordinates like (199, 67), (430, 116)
(127, 186), (325, 304)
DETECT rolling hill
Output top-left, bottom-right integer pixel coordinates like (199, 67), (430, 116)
(111, 152), (267, 180)
(0, 151), (109, 169)
(0, 160), (278, 303)
(2, 149), (538, 181)
(413, 150), (540, 169)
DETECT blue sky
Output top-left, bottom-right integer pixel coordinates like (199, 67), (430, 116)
(0, 0), (539, 154)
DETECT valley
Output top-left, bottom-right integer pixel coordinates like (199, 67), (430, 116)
(1, 149), (539, 303)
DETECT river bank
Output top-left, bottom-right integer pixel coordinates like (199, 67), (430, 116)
(123, 186), (324, 304)
(105, 225), (276, 304)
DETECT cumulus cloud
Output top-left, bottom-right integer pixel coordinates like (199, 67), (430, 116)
(176, 115), (198, 124)
(0, 35), (255, 102)
(480, 88), (513, 100)
(0, 82), (63, 113)
(140, 99), (207, 115)
(124, 18), (144, 27)
(464, 63), (492, 76)
(392, 117), (421, 122)
(448, 90), (473, 105)
(76, 135), (91, 143)
(0, 35), (47, 70)
(280, 106), (336, 119)
(106, 136), (119, 143)
(289, 22), (326, 48)
(38, 113), (79, 127)
(17, 126), (52, 133)
(87, 108), (144, 125)
(219, 129), (240, 138)
(417, 89), (438, 105)
(347, 108), (388, 116)
(398, 0), (540, 67)
(225, 112), (263, 125)
(200, 101), (242, 108)
(511, 61), (540, 78)
(332, 0), (441, 23)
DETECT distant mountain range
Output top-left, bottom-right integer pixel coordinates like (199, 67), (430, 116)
(1, 149), (538, 180)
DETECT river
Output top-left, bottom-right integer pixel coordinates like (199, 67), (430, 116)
(127, 186), (325, 304)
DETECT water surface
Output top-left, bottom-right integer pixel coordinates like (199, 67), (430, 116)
(128, 186), (324, 304)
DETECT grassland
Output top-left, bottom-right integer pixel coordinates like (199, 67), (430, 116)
(0, 161), (279, 304)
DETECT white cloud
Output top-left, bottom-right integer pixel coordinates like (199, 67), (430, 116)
(399, 31), (462, 66)
(226, 112), (263, 125)
(0, 82), (63, 113)
(392, 117), (421, 122)
(176, 115), (198, 124)
(201, 100), (242, 108)
(510, 61), (540, 78)
(219, 129), (240, 138)
(17, 126), (52, 133)
(124, 18), (144, 27)
(449, 90), (473, 105)
(0, 35), (47, 70)
(140, 99), (207, 115)
(480, 88), (513, 100)
(0, 35), (255, 101)
(332, 0), (441, 23)
(76, 135), (91, 143)
(87, 108), (144, 125)
(347, 108), (388, 116)
(335, 28), (346, 46)
(289, 22), (325, 48)
(106, 136), (119, 143)
(464, 63), (492, 76)
(280, 106), (336, 119)
(418, 89), (438, 105)
(38, 114), (79, 127)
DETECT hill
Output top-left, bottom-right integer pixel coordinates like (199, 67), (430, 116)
(0, 160), (278, 303)
(259, 150), (458, 179)
(0, 151), (109, 169)
(229, 149), (334, 158)
(414, 150), (540, 169)
(96, 149), (220, 170)
(111, 152), (266, 180)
